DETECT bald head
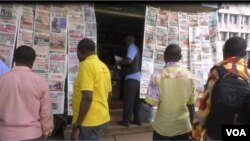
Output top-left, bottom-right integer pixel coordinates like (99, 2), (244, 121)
(164, 44), (182, 62)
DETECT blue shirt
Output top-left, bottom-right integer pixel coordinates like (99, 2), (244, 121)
(125, 43), (140, 81)
(0, 60), (10, 76)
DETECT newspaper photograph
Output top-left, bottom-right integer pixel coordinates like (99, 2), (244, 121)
(142, 45), (154, 62)
(156, 9), (168, 27)
(68, 34), (84, 53)
(19, 6), (34, 30)
(51, 92), (65, 114)
(85, 22), (96, 37)
(198, 12), (209, 27)
(36, 3), (51, 12)
(34, 10), (50, 34)
(49, 79), (64, 92)
(17, 29), (33, 47)
(156, 27), (168, 47)
(0, 46), (12, 67)
(51, 6), (67, 33)
(50, 33), (67, 53)
(188, 13), (198, 27)
(0, 32), (15, 46)
(145, 6), (158, 26)
(68, 53), (79, 74)
(85, 7), (96, 22)
(168, 12), (178, 27)
(0, 4), (18, 25)
(33, 33), (50, 47)
(0, 22), (17, 34)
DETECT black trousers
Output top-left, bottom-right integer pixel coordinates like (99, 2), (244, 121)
(153, 130), (192, 141)
(122, 79), (141, 123)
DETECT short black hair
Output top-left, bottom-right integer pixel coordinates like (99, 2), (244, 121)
(224, 36), (247, 58)
(77, 38), (95, 53)
(14, 45), (36, 64)
(164, 44), (182, 61)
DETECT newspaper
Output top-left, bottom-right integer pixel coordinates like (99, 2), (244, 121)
(168, 12), (178, 27)
(0, 4), (18, 24)
(36, 3), (51, 12)
(85, 7), (95, 22)
(32, 47), (49, 73)
(33, 33), (50, 47)
(156, 27), (168, 47)
(50, 91), (65, 114)
(188, 13), (198, 27)
(17, 29), (33, 47)
(49, 52), (66, 74)
(68, 4), (84, 12)
(51, 5), (67, 33)
(0, 32), (15, 46)
(0, 22), (17, 34)
(50, 33), (67, 53)
(85, 22), (96, 37)
(68, 33), (84, 53)
(37, 73), (48, 82)
(68, 12), (84, 26)
(198, 12), (209, 27)
(0, 46), (12, 67)
(145, 6), (158, 26)
(156, 9), (168, 27)
(144, 25), (156, 45)
(168, 27), (179, 45)
(142, 45), (154, 62)
(34, 10), (50, 34)
(68, 53), (79, 74)
(19, 6), (34, 30)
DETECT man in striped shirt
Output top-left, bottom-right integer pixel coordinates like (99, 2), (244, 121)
(193, 37), (250, 140)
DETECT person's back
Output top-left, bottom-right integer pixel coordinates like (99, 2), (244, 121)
(0, 45), (53, 140)
(193, 37), (250, 140)
(73, 55), (111, 126)
(146, 44), (197, 140)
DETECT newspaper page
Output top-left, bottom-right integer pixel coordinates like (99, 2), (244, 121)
(68, 4), (84, 12)
(68, 34), (84, 53)
(142, 44), (154, 62)
(32, 47), (49, 73)
(17, 29), (33, 47)
(68, 53), (79, 74)
(36, 3), (51, 12)
(50, 33), (67, 53)
(34, 9), (50, 34)
(0, 4), (18, 68)
(156, 9), (168, 27)
(154, 46), (165, 71)
(168, 11), (179, 45)
(50, 91), (65, 114)
(68, 12), (84, 34)
(19, 6), (34, 30)
(49, 52), (67, 74)
(145, 6), (158, 26)
(0, 4), (18, 24)
(188, 13), (198, 27)
(156, 27), (168, 47)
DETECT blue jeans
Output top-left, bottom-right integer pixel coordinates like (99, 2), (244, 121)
(80, 122), (109, 141)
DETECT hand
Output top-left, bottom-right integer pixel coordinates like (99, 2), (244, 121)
(43, 130), (52, 139)
(71, 127), (80, 140)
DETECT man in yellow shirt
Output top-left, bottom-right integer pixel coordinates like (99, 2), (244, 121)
(145, 44), (197, 140)
(71, 38), (112, 140)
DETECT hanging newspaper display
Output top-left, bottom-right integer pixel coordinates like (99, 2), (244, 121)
(140, 6), (221, 98)
(67, 4), (97, 115)
(0, 4), (19, 68)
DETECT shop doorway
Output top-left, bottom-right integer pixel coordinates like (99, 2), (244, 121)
(95, 8), (145, 109)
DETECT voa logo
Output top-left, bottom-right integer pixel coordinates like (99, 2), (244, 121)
(226, 129), (246, 136)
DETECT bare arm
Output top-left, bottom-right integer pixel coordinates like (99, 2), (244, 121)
(76, 90), (93, 125)
(118, 57), (132, 65)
